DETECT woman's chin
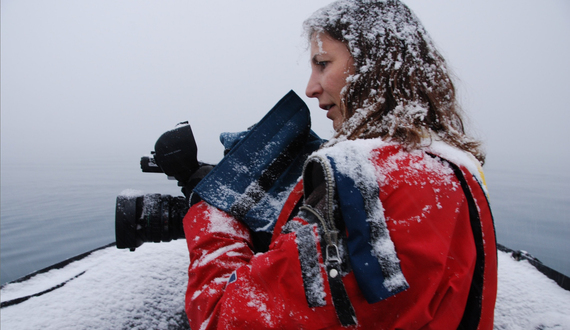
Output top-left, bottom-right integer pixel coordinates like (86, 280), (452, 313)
(332, 120), (343, 132)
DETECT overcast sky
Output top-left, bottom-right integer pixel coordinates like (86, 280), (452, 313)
(2, 0), (569, 172)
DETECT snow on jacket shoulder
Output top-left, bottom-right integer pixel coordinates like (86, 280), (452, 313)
(183, 140), (497, 330)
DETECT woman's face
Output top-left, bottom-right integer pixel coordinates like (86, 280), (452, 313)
(306, 33), (355, 131)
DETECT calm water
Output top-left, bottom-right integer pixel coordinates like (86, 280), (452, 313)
(1, 157), (569, 285)
(1, 157), (182, 285)
(484, 166), (570, 276)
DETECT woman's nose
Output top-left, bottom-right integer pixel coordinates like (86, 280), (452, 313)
(305, 73), (322, 98)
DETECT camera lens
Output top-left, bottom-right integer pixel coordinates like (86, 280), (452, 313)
(115, 192), (188, 251)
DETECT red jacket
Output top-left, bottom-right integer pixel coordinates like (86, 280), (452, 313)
(184, 141), (497, 329)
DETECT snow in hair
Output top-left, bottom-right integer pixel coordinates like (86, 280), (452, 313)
(304, 0), (484, 163)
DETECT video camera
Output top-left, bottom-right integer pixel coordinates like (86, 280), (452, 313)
(114, 91), (321, 252)
(115, 122), (213, 251)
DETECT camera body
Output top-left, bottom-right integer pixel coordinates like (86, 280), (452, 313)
(115, 122), (212, 251)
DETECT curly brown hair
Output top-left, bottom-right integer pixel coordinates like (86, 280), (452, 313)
(304, 0), (485, 164)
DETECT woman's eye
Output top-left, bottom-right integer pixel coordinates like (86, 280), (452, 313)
(317, 61), (328, 69)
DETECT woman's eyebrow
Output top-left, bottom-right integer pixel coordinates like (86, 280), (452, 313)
(311, 52), (326, 63)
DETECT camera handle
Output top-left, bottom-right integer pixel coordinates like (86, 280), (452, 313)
(179, 163), (214, 201)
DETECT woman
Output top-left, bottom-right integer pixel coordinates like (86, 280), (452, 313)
(183, 0), (497, 329)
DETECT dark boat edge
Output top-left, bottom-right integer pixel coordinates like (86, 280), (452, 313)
(1, 242), (116, 290)
(497, 244), (570, 291)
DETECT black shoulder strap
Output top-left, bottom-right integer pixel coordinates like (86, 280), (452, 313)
(301, 155), (357, 327)
(438, 158), (485, 330)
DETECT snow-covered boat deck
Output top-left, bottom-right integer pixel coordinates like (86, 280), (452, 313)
(1, 240), (569, 329)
